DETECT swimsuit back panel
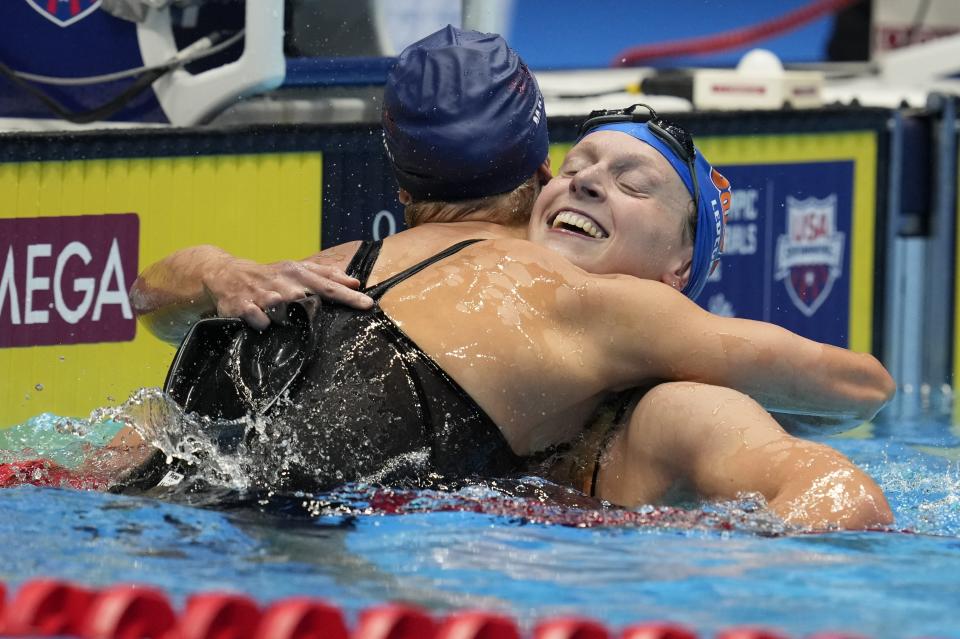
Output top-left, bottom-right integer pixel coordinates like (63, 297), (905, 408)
(242, 239), (523, 493)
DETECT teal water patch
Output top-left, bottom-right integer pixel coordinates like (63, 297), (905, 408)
(0, 411), (123, 468)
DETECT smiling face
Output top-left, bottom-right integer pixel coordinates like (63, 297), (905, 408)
(527, 130), (694, 287)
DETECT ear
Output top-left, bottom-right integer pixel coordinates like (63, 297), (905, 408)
(397, 188), (412, 205)
(536, 159), (553, 186)
(661, 249), (693, 292)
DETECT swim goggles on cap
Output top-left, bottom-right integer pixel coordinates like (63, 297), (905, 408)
(577, 104), (701, 223)
(576, 104), (727, 301)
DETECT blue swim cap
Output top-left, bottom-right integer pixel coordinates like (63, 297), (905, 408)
(583, 122), (730, 301)
(382, 25), (548, 202)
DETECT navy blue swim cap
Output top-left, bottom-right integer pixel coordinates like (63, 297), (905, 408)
(582, 122), (731, 301)
(382, 25), (548, 202)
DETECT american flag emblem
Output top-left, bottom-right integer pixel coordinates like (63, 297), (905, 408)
(25, 0), (102, 28)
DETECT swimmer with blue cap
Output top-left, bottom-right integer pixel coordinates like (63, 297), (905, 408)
(528, 104), (730, 302)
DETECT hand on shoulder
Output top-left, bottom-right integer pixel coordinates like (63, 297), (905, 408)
(131, 242), (373, 342)
(204, 243), (373, 330)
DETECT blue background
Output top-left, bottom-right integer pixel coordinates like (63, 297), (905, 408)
(508, 0), (837, 69)
(699, 161), (855, 347)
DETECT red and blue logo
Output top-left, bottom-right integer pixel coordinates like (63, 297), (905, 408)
(25, 0), (102, 28)
(774, 194), (846, 318)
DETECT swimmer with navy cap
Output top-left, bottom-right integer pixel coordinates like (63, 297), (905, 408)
(383, 24), (548, 207)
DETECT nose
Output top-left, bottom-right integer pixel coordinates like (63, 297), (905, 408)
(569, 165), (605, 200)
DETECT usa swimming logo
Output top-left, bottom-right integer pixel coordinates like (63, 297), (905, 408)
(25, 0), (102, 27)
(774, 194), (845, 317)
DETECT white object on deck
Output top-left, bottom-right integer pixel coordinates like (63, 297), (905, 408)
(878, 32), (960, 84)
(692, 49), (824, 110)
(137, 0), (286, 126)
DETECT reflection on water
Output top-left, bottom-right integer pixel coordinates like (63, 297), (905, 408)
(3, 480), (957, 637)
(3, 396), (960, 636)
(4, 388), (960, 538)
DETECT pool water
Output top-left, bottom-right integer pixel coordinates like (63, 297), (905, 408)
(1, 399), (960, 638)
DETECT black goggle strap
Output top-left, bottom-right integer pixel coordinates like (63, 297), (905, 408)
(576, 103), (659, 138)
(640, 119), (700, 220)
(648, 121), (694, 163)
(578, 104), (694, 163)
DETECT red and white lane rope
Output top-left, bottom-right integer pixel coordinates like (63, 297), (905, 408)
(0, 578), (878, 638)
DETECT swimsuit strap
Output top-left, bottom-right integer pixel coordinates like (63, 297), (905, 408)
(365, 239), (485, 301)
(345, 240), (384, 287)
(590, 392), (636, 498)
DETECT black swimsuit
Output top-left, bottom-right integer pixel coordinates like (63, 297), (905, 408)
(247, 239), (524, 492)
(121, 239), (525, 496)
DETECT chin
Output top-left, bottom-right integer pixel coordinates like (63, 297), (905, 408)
(548, 242), (595, 271)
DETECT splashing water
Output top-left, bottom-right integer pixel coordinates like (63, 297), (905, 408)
(0, 388), (274, 494)
(5, 390), (960, 541)
(0, 385), (796, 536)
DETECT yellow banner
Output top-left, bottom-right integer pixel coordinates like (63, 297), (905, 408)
(0, 152), (322, 428)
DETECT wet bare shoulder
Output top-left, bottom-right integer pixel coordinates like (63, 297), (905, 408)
(468, 238), (597, 285)
(306, 240), (363, 271)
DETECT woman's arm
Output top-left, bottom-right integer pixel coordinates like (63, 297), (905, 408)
(769, 411), (868, 436)
(596, 383), (892, 530)
(585, 276), (895, 422)
(74, 425), (156, 482)
(129, 243), (371, 344)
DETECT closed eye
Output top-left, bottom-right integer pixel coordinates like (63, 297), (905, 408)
(618, 178), (651, 195)
(616, 164), (662, 195)
(559, 163), (585, 177)
(559, 153), (591, 177)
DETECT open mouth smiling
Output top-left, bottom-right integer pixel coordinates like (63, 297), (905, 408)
(547, 210), (609, 239)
